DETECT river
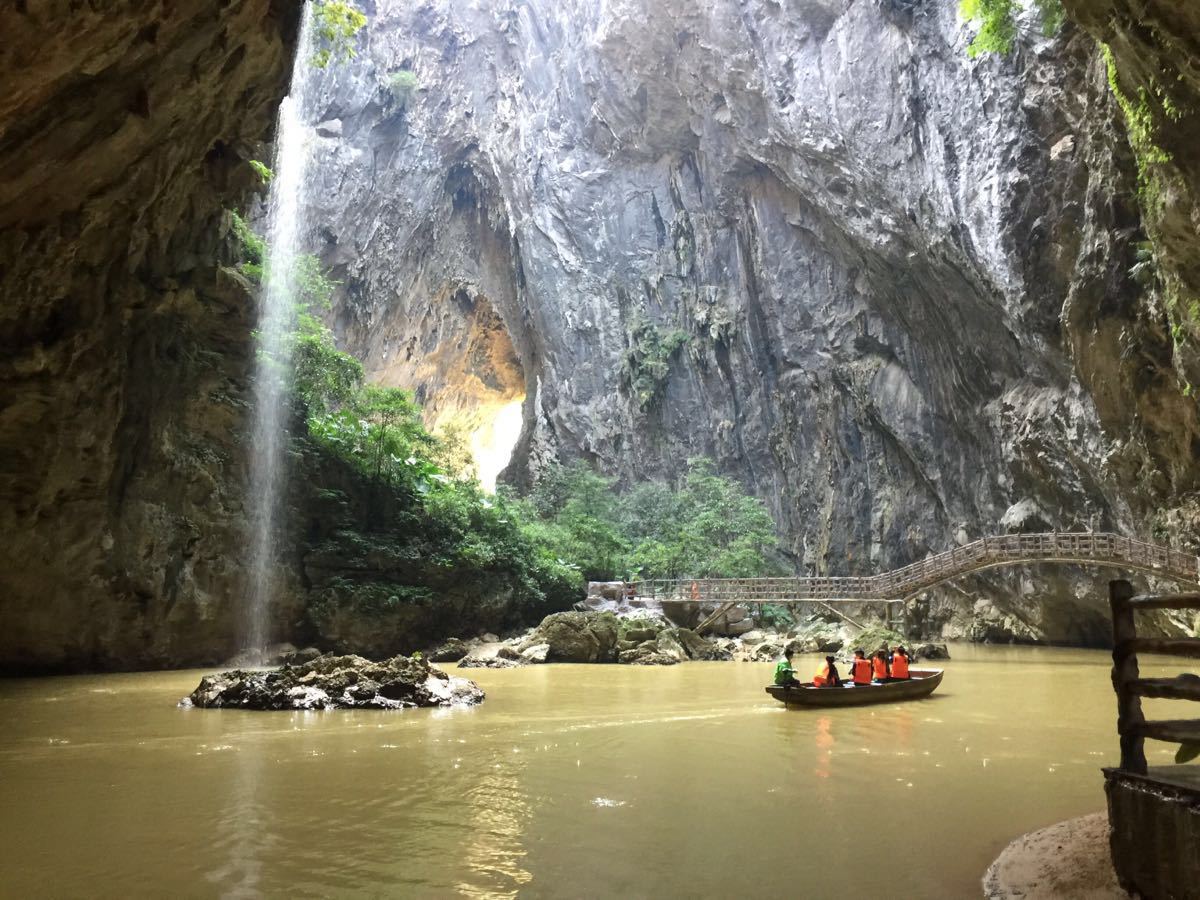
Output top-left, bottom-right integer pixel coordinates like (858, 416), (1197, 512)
(0, 646), (1182, 898)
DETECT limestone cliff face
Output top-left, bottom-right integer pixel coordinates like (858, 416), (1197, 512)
(303, 0), (1198, 641)
(1063, 0), (1200, 537)
(0, 1), (298, 671)
(3, 0), (1198, 669)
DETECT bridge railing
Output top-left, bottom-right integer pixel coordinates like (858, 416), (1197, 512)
(628, 532), (1199, 604)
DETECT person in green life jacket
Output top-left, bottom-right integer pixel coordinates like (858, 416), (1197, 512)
(774, 649), (801, 688)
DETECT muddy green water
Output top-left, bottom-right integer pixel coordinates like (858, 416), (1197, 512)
(0, 646), (1183, 898)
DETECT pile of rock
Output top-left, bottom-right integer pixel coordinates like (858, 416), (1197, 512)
(422, 610), (949, 670)
(184, 654), (484, 710)
(444, 611), (729, 667)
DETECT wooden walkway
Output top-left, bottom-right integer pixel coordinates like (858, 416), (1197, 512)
(634, 532), (1200, 607)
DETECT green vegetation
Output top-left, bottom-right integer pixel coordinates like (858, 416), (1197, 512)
(959, 0), (1064, 57)
(621, 314), (689, 410)
(249, 160), (274, 184)
(387, 70), (418, 108)
(1100, 47), (1198, 379)
(311, 0), (368, 69)
(229, 210), (266, 281)
(228, 211), (584, 624)
(1102, 44), (1175, 208)
(515, 459), (784, 581)
(226, 210), (784, 640)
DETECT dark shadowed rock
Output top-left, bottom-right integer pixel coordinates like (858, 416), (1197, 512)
(913, 643), (951, 661)
(185, 654), (483, 710)
(429, 639), (470, 662)
(458, 654), (520, 669)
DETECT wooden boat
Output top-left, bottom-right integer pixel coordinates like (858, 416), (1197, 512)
(765, 668), (944, 707)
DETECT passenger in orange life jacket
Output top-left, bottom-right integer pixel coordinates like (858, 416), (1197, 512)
(890, 646), (911, 679)
(812, 655), (842, 688)
(872, 649), (890, 682)
(850, 649), (873, 686)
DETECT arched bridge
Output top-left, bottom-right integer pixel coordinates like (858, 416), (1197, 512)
(634, 532), (1200, 612)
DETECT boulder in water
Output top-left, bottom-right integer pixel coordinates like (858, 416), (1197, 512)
(618, 629), (687, 665)
(913, 642), (951, 660)
(527, 611), (621, 662)
(429, 638), (470, 662)
(185, 654), (483, 710)
(458, 654), (520, 669)
(520, 643), (550, 664)
(675, 628), (731, 661)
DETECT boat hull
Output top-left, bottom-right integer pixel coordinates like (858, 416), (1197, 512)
(765, 668), (944, 707)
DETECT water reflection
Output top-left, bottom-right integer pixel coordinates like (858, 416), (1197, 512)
(206, 740), (274, 898)
(814, 715), (834, 780)
(456, 760), (533, 897)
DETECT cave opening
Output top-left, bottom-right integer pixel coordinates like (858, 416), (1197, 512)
(374, 287), (525, 491)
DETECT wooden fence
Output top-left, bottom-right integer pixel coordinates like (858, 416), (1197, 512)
(1104, 578), (1200, 899)
(1108, 579), (1200, 775)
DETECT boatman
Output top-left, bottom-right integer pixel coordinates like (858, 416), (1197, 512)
(890, 646), (911, 680)
(850, 649), (873, 687)
(774, 649), (801, 689)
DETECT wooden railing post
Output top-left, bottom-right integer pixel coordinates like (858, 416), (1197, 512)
(1110, 579), (1147, 775)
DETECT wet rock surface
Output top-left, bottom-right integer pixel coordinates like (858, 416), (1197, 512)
(0, 1), (299, 671)
(186, 654), (484, 711)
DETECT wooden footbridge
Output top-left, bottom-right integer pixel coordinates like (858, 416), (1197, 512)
(630, 532), (1200, 634)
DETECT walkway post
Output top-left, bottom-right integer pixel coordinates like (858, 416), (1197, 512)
(1109, 579), (1147, 775)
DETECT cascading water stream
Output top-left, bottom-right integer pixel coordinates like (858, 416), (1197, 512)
(244, 4), (319, 658)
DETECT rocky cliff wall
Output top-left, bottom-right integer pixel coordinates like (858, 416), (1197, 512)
(0, 1), (298, 671)
(3, 0), (1198, 670)
(302, 0), (1198, 641)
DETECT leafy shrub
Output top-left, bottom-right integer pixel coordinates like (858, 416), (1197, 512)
(249, 159), (274, 184)
(229, 210), (265, 281)
(620, 314), (689, 410)
(387, 70), (418, 108)
(959, 0), (1064, 57)
(312, 0), (368, 69)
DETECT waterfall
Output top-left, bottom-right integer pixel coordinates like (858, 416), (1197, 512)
(244, 4), (319, 658)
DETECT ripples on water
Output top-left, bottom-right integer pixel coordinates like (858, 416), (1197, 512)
(0, 646), (1184, 897)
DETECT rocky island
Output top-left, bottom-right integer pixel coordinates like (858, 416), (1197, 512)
(185, 653), (484, 711)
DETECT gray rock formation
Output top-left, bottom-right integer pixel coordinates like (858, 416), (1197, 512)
(186, 653), (484, 710)
(297, 0), (1199, 643)
(519, 610), (723, 663)
(4, 1), (1200, 671)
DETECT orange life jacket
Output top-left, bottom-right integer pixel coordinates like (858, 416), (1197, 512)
(812, 663), (831, 687)
(852, 658), (872, 684)
(872, 657), (889, 680)
(891, 653), (909, 679)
